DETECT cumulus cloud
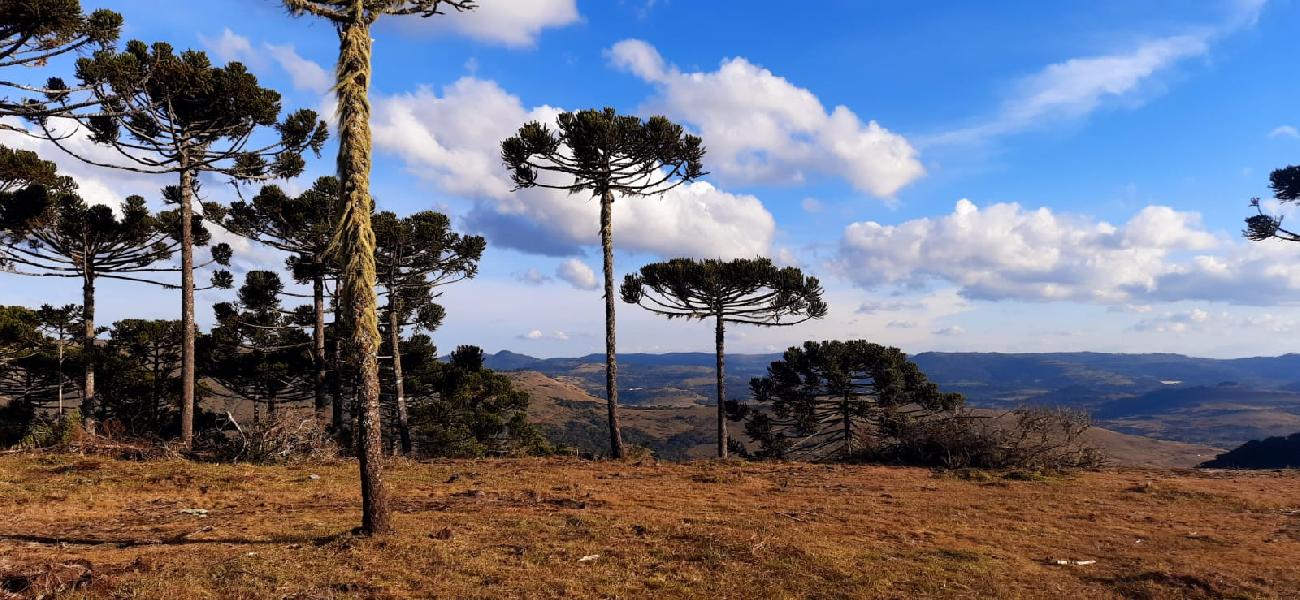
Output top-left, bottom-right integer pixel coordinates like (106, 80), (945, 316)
(370, 77), (775, 258)
(836, 199), (1234, 304)
(933, 325), (965, 336)
(606, 39), (924, 198)
(518, 329), (570, 341)
(393, 0), (580, 47)
(555, 259), (598, 290)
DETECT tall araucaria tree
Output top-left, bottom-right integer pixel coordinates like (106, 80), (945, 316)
(501, 108), (706, 459)
(621, 257), (827, 458)
(39, 40), (327, 447)
(374, 209), (482, 454)
(225, 177), (341, 426)
(0, 189), (230, 430)
(280, 0), (476, 535)
(736, 340), (963, 461)
(0, 0), (121, 125)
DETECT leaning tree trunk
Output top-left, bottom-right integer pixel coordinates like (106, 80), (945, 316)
(387, 299), (411, 454)
(312, 272), (329, 425)
(335, 15), (391, 535)
(599, 189), (625, 459)
(715, 312), (727, 459)
(179, 163), (196, 447)
(80, 270), (95, 431)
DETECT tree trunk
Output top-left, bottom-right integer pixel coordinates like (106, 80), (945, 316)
(600, 190), (625, 459)
(387, 299), (411, 454)
(842, 396), (853, 459)
(179, 164), (196, 448)
(330, 303), (344, 431)
(80, 272), (94, 431)
(715, 313), (727, 459)
(335, 16), (391, 535)
(56, 334), (64, 415)
(312, 273), (329, 425)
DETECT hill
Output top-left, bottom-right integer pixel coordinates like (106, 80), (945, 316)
(510, 371), (1220, 467)
(1201, 432), (1300, 469)
(2, 454), (1297, 598)
(488, 350), (1300, 449)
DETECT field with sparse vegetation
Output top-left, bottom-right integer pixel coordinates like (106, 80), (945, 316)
(2, 455), (1298, 599)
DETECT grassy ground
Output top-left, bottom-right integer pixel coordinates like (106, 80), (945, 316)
(1, 455), (1298, 599)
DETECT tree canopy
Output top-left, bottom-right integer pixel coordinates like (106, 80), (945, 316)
(735, 340), (963, 461)
(1245, 165), (1300, 243)
(621, 257), (827, 326)
(501, 107), (706, 460)
(0, 0), (122, 123)
(622, 257), (827, 457)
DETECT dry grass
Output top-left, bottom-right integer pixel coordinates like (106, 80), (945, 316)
(1, 455), (1298, 599)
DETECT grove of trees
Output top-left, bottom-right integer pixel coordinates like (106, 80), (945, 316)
(0, 1), (1118, 541)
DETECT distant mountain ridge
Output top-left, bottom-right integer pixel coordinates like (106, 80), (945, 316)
(481, 349), (1300, 449)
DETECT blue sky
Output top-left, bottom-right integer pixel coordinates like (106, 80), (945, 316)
(4, 0), (1300, 358)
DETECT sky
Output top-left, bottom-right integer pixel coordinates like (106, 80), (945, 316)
(3, 0), (1300, 359)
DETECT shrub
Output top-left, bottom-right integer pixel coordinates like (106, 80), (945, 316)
(194, 413), (339, 464)
(881, 406), (1105, 471)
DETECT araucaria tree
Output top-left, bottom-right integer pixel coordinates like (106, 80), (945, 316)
(0, 0), (121, 123)
(205, 271), (314, 423)
(501, 108), (706, 459)
(42, 40), (327, 447)
(737, 340), (963, 461)
(374, 209), (483, 454)
(225, 177), (340, 425)
(621, 257), (827, 458)
(1245, 165), (1300, 244)
(0, 190), (228, 430)
(281, 0), (476, 535)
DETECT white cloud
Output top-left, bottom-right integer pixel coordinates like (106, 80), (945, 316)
(1134, 308), (1211, 333)
(886, 320), (918, 329)
(933, 325), (965, 336)
(370, 77), (776, 258)
(930, 1), (1267, 147)
(935, 35), (1209, 145)
(515, 268), (551, 285)
(606, 39), (924, 198)
(200, 29), (255, 64)
(800, 197), (823, 213)
(1270, 125), (1299, 139)
(395, 0), (580, 47)
(264, 44), (331, 94)
(517, 328), (570, 341)
(555, 259), (598, 290)
(202, 29), (331, 94)
(835, 199), (1235, 304)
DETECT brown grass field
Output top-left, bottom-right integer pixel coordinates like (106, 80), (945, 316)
(1, 455), (1298, 599)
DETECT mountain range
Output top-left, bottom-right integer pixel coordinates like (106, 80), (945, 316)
(484, 350), (1300, 450)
